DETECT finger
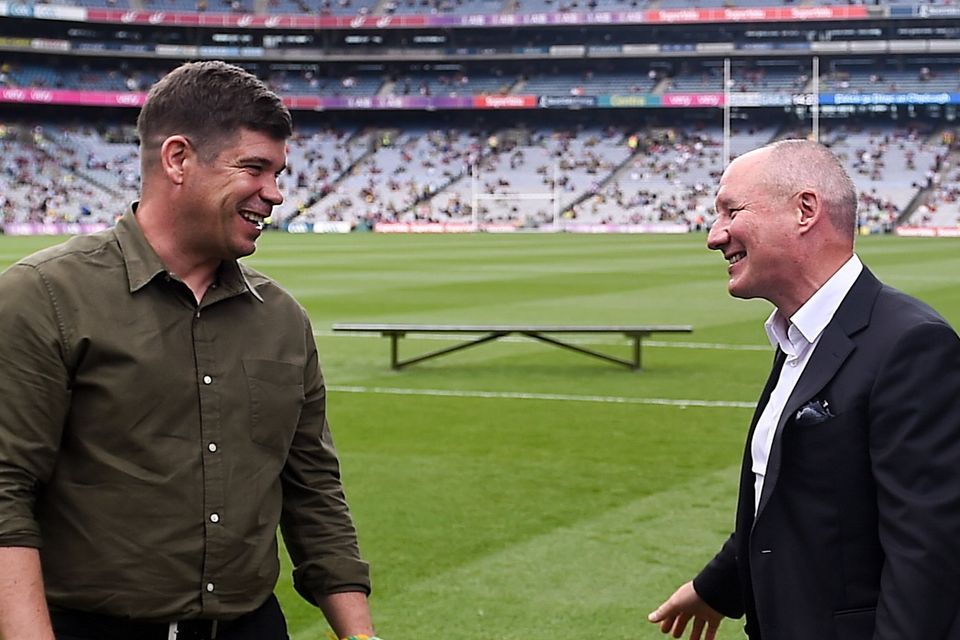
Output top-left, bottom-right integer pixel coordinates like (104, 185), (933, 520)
(649, 597), (678, 624)
(673, 613), (691, 639)
(691, 617), (705, 640)
(705, 618), (720, 640)
(659, 616), (676, 634)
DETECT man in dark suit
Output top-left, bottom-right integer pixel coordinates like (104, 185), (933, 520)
(648, 139), (960, 640)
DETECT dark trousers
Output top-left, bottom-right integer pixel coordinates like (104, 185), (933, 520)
(52, 593), (290, 640)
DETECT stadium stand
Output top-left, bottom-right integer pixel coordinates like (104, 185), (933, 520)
(269, 0), (379, 16)
(2, 3), (960, 236)
(386, 71), (510, 97)
(0, 114), (954, 232)
(0, 124), (123, 226)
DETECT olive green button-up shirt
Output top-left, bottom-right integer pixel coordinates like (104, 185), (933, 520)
(0, 211), (369, 621)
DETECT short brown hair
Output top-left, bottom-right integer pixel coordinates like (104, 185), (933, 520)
(137, 61), (292, 165)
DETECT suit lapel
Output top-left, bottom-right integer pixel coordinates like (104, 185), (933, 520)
(736, 348), (786, 532)
(753, 268), (882, 521)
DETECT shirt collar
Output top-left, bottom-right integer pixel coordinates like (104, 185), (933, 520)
(115, 203), (263, 302)
(764, 254), (863, 353)
(114, 206), (166, 293)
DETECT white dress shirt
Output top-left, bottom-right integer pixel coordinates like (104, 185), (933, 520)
(751, 254), (863, 513)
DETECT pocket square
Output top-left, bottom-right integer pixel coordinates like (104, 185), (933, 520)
(795, 398), (835, 426)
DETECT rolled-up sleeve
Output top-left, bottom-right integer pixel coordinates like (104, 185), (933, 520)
(0, 264), (72, 548)
(279, 312), (370, 605)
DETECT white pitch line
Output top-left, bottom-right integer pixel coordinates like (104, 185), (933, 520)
(314, 330), (770, 352)
(328, 385), (756, 409)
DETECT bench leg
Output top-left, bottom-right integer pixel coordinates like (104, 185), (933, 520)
(390, 333), (400, 370)
(391, 332), (509, 369)
(521, 332), (642, 370)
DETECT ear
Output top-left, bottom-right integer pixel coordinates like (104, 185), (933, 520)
(795, 189), (822, 234)
(159, 135), (192, 186)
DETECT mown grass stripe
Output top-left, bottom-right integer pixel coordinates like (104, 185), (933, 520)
(294, 465), (742, 640)
(329, 385), (756, 409)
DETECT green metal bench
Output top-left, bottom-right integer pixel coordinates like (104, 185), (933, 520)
(331, 323), (693, 370)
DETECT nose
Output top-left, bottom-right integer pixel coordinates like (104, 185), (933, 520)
(261, 176), (283, 206)
(706, 217), (728, 251)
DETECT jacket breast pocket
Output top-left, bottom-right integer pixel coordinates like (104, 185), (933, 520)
(242, 359), (304, 456)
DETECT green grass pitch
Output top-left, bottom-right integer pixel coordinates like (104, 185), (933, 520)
(1, 232), (958, 639)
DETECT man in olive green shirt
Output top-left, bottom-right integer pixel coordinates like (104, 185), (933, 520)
(0, 62), (377, 640)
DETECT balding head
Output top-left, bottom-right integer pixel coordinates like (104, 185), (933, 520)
(752, 139), (858, 240)
(709, 139), (859, 317)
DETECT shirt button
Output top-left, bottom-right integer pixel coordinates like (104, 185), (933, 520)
(206, 583), (215, 593)
(202, 375), (213, 384)
(210, 513), (220, 523)
(208, 443), (218, 453)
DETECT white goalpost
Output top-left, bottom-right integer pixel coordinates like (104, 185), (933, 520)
(470, 159), (562, 229)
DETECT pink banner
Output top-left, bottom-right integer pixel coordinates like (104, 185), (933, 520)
(647, 5), (868, 24)
(3, 222), (111, 236)
(0, 87), (146, 107)
(660, 93), (724, 108)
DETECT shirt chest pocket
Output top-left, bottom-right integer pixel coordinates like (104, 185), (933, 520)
(242, 359), (305, 455)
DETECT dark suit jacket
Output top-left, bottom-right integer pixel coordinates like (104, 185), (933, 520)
(694, 267), (960, 640)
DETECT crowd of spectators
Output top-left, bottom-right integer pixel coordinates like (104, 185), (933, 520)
(0, 119), (957, 234)
(816, 123), (949, 232)
(0, 125), (124, 228)
(8, 59), (960, 101)
(909, 131), (960, 228)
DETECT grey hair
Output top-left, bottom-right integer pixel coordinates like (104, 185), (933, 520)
(761, 138), (858, 237)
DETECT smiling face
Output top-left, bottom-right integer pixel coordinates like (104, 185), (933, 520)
(707, 147), (805, 311)
(182, 127), (286, 261)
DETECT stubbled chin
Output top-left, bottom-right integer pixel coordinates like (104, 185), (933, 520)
(727, 270), (746, 297)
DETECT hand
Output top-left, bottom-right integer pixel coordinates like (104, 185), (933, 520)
(648, 581), (723, 640)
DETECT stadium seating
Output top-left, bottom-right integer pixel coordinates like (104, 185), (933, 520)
(522, 71), (657, 96)
(0, 125), (123, 226)
(1, 115), (952, 231)
(816, 123), (948, 231)
(3, 0), (960, 235)
(8, 58), (960, 104)
(266, 0), (378, 16)
(822, 63), (960, 94)
(295, 126), (480, 225)
(666, 63), (811, 94)
(387, 72), (510, 97)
